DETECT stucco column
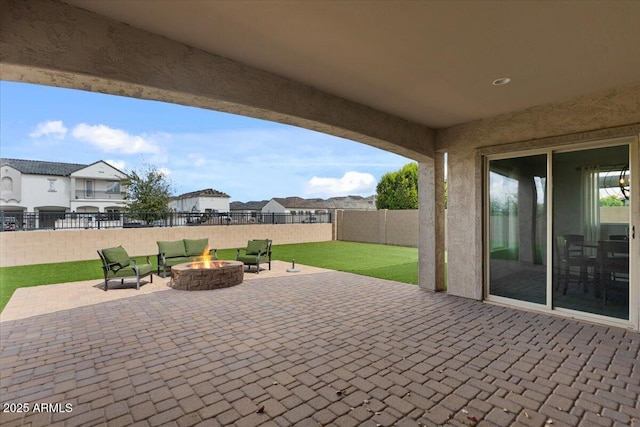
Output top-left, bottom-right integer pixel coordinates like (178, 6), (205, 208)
(435, 152), (446, 291)
(418, 160), (436, 291)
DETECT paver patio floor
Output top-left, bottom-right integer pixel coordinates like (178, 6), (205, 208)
(1, 266), (639, 427)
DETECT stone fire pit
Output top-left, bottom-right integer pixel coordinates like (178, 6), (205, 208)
(170, 260), (244, 291)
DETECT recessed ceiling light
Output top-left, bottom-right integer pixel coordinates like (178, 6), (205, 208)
(492, 77), (511, 86)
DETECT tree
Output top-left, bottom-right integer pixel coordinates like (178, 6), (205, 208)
(122, 163), (174, 221)
(599, 195), (623, 207)
(444, 181), (448, 209)
(376, 162), (418, 209)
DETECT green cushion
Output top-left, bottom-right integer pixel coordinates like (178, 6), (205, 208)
(108, 262), (153, 278)
(157, 240), (187, 258)
(136, 263), (154, 277)
(184, 238), (208, 257)
(246, 240), (268, 255)
(102, 246), (130, 269)
(237, 254), (267, 265)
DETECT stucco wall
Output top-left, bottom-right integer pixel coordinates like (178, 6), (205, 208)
(0, 223), (332, 267)
(1, 174), (71, 211)
(169, 196), (230, 213)
(337, 210), (418, 247)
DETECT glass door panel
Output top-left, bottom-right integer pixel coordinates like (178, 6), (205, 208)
(552, 145), (630, 320)
(488, 155), (547, 304)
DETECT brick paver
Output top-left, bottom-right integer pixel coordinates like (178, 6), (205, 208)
(1, 268), (639, 426)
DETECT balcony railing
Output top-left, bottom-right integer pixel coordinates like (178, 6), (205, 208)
(1, 211), (332, 231)
(75, 190), (126, 200)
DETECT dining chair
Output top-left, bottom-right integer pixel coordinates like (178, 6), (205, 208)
(556, 234), (594, 295)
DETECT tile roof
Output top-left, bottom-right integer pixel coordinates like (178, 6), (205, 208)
(232, 195), (377, 211)
(273, 195), (376, 210)
(0, 158), (87, 176)
(173, 188), (230, 199)
(230, 200), (269, 210)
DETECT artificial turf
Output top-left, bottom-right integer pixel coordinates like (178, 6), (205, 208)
(0, 241), (418, 312)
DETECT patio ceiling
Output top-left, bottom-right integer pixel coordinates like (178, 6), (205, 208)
(63, 0), (640, 129)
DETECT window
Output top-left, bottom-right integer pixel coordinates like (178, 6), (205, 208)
(106, 181), (120, 194)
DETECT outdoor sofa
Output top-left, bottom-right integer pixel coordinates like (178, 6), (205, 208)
(157, 238), (218, 277)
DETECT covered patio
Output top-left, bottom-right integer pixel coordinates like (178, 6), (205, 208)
(1, 2), (640, 426)
(2, 0), (638, 329)
(1, 266), (638, 426)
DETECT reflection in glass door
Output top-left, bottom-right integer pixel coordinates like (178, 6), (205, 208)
(488, 155), (547, 304)
(553, 145), (630, 320)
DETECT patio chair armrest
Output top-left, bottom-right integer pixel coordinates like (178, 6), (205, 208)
(104, 262), (120, 274)
(209, 249), (218, 260)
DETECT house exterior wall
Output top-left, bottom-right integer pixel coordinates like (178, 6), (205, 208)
(0, 165), (22, 204)
(0, 223), (332, 267)
(262, 200), (286, 213)
(70, 161), (128, 212)
(438, 84), (640, 301)
(169, 196), (230, 213)
(2, 174), (71, 211)
(72, 161), (124, 180)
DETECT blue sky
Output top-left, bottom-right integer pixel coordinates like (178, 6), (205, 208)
(0, 81), (412, 202)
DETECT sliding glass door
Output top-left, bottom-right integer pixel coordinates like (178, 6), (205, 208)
(488, 154), (547, 304)
(552, 145), (630, 319)
(486, 139), (636, 324)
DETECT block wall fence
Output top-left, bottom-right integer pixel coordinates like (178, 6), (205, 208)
(336, 209), (419, 247)
(0, 223), (332, 267)
(0, 210), (432, 267)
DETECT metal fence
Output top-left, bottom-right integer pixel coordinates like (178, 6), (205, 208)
(1, 211), (332, 231)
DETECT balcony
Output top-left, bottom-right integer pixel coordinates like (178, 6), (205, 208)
(75, 190), (126, 200)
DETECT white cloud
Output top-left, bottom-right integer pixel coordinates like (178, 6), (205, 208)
(71, 123), (161, 154)
(187, 154), (206, 167)
(158, 167), (172, 177)
(29, 120), (67, 139)
(105, 159), (126, 171)
(305, 171), (376, 197)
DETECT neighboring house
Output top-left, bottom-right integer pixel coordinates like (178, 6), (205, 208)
(169, 188), (230, 213)
(229, 196), (375, 224)
(1, 159), (128, 224)
(229, 200), (269, 215)
(262, 195), (376, 214)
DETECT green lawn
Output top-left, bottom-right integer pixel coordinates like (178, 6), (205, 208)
(0, 241), (418, 312)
